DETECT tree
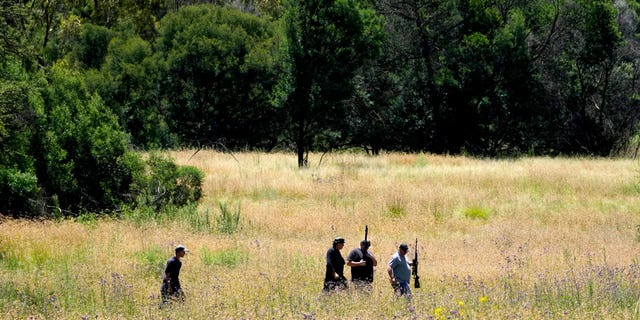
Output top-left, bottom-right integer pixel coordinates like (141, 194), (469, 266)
(0, 67), (40, 216)
(375, 0), (467, 153)
(455, 1), (557, 156)
(4, 61), (205, 217)
(539, 0), (639, 155)
(155, 4), (286, 149)
(95, 31), (177, 148)
(283, 0), (384, 167)
(0, 0), (27, 59)
(32, 62), (133, 212)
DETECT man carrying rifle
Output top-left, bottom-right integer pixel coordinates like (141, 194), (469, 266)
(347, 239), (377, 290)
(387, 243), (413, 297)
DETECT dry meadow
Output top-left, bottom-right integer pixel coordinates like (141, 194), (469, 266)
(1, 151), (640, 319)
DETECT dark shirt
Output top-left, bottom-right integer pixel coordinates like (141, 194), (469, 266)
(347, 248), (374, 282)
(324, 246), (346, 282)
(165, 256), (182, 290)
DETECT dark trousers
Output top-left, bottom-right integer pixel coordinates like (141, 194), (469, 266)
(161, 283), (185, 304)
(323, 279), (347, 292)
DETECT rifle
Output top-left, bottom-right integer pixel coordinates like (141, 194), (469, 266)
(363, 225), (372, 282)
(364, 225), (368, 251)
(412, 238), (420, 288)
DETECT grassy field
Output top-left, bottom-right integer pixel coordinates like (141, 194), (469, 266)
(1, 151), (640, 319)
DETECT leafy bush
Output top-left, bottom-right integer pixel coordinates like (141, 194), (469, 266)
(0, 62), (203, 217)
(0, 67), (42, 216)
(156, 4), (285, 149)
(131, 152), (204, 210)
(34, 63), (133, 213)
(0, 169), (39, 216)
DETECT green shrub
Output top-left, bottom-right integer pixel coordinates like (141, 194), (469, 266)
(34, 64), (135, 214)
(462, 206), (490, 220)
(131, 152), (204, 210)
(0, 168), (39, 216)
(175, 165), (204, 205)
(0, 62), (203, 217)
(216, 201), (241, 234)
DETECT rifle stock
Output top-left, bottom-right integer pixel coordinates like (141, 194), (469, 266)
(412, 238), (420, 288)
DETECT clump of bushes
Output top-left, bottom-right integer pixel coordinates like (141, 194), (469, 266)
(131, 152), (204, 210)
(0, 63), (203, 218)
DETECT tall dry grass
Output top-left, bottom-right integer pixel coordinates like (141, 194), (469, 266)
(1, 151), (640, 319)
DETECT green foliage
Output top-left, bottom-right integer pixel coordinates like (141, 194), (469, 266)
(72, 23), (114, 69)
(0, 67), (42, 215)
(176, 165), (205, 204)
(200, 246), (248, 268)
(462, 206), (490, 220)
(383, 196), (407, 218)
(75, 211), (99, 226)
(131, 152), (204, 210)
(121, 202), (199, 227)
(0, 169), (39, 216)
(0, 56), (202, 217)
(0, 65), (38, 170)
(579, 0), (622, 65)
(547, 0), (634, 156)
(35, 62), (133, 213)
(156, 4), (286, 149)
(0, 0), (30, 64)
(284, 0), (385, 166)
(97, 31), (177, 148)
(188, 208), (215, 233)
(136, 244), (165, 276)
(216, 201), (241, 234)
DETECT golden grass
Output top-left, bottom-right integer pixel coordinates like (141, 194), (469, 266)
(1, 151), (640, 319)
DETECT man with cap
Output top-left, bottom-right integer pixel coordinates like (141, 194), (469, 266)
(161, 244), (188, 305)
(323, 237), (347, 292)
(347, 239), (377, 289)
(387, 243), (413, 297)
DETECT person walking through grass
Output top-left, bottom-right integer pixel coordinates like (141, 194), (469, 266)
(160, 244), (188, 305)
(323, 237), (347, 292)
(387, 243), (412, 297)
(347, 239), (377, 290)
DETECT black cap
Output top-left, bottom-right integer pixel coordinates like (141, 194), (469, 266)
(399, 243), (409, 251)
(360, 240), (371, 246)
(333, 237), (345, 245)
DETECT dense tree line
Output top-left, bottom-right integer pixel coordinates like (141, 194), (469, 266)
(2, 0), (640, 215)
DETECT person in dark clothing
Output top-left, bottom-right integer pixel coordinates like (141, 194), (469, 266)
(160, 244), (188, 305)
(346, 239), (377, 289)
(323, 237), (347, 292)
